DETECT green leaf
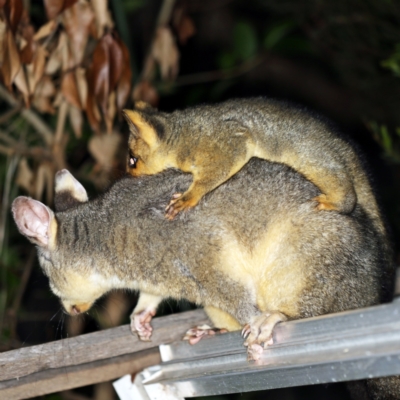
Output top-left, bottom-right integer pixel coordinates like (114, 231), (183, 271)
(233, 21), (258, 61)
(122, 0), (145, 13)
(381, 43), (400, 76)
(380, 125), (392, 152)
(264, 21), (295, 50)
(217, 52), (237, 70)
(274, 37), (313, 54)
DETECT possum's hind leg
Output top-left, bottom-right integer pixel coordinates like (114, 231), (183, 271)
(243, 311), (287, 361)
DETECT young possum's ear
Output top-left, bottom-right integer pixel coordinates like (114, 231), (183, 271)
(12, 197), (56, 248)
(54, 169), (88, 212)
(122, 109), (160, 148)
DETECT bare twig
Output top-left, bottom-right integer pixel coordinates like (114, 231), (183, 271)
(0, 85), (54, 145)
(0, 155), (19, 253)
(0, 105), (22, 125)
(0, 143), (52, 160)
(0, 130), (18, 146)
(8, 248), (36, 340)
(0, 155), (20, 338)
(162, 54), (266, 88)
(0, 144), (13, 156)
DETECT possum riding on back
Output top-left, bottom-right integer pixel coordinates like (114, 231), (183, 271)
(123, 98), (382, 238)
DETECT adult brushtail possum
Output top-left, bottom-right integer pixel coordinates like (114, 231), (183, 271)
(12, 159), (397, 399)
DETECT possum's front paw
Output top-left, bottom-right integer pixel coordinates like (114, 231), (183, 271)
(165, 192), (199, 220)
(313, 191), (356, 214)
(183, 324), (228, 344)
(242, 311), (287, 361)
(313, 194), (340, 211)
(130, 308), (156, 341)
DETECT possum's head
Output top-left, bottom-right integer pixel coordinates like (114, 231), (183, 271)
(122, 105), (177, 177)
(12, 170), (110, 316)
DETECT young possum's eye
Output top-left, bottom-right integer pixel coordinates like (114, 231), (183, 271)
(128, 154), (138, 169)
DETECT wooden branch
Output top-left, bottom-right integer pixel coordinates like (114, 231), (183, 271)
(0, 309), (210, 398)
(0, 349), (160, 400)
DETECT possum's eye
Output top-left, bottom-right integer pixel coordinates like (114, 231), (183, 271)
(128, 154), (138, 168)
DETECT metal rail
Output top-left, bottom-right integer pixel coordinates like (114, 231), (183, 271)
(114, 299), (400, 399)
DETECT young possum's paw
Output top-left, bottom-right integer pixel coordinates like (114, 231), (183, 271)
(242, 311), (287, 361)
(165, 192), (199, 220)
(183, 324), (228, 345)
(313, 194), (340, 212)
(130, 308), (156, 341)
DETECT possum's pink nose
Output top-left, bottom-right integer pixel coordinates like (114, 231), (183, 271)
(71, 305), (81, 315)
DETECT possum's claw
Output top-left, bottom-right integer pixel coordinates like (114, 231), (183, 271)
(130, 308), (156, 341)
(243, 311), (287, 361)
(165, 191), (199, 220)
(183, 324), (228, 345)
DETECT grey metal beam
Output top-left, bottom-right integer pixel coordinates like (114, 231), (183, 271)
(131, 299), (400, 399)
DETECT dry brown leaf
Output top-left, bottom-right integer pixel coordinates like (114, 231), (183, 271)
(90, 35), (110, 113)
(115, 37), (132, 110)
(55, 98), (68, 143)
(3, 0), (23, 34)
(75, 67), (87, 110)
(52, 90), (63, 108)
(19, 36), (34, 64)
(105, 90), (116, 134)
(88, 130), (121, 170)
(132, 80), (159, 107)
(14, 65), (29, 105)
(35, 162), (54, 203)
(1, 28), (21, 88)
(26, 45), (47, 94)
(85, 61), (101, 131)
(45, 31), (67, 74)
(68, 103), (83, 138)
(172, 8), (196, 45)
(33, 20), (57, 41)
(106, 34), (123, 92)
(61, 70), (81, 108)
(152, 26), (179, 80)
(63, 1), (94, 66)
(0, 19), (7, 65)
(91, 0), (113, 39)
(16, 157), (34, 195)
(44, 0), (78, 20)
(176, 15), (195, 45)
(32, 75), (56, 113)
(17, 6), (35, 63)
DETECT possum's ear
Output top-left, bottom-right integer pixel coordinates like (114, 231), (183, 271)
(12, 197), (57, 248)
(122, 109), (160, 148)
(54, 169), (88, 212)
